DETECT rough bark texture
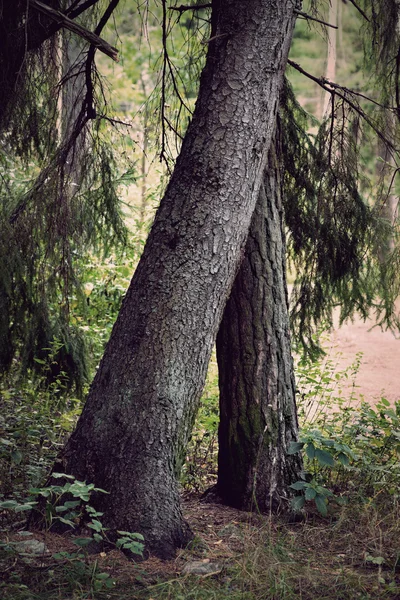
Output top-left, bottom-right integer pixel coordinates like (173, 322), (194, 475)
(216, 127), (303, 512)
(42, 0), (300, 559)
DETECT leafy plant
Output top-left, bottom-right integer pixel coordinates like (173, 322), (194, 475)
(1, 474), (144, 558)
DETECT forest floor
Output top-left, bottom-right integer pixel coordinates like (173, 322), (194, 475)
(2, 493), (399, 600)
(1, 316), (399, 599)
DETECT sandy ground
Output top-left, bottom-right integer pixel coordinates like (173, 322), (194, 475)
(326, 313), (400, 405)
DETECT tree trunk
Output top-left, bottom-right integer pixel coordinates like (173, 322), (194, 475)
(37, 0), (299, 559)
(215, 124), (302, 512)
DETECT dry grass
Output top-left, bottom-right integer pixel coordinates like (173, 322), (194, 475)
(1, 494), (399, 600)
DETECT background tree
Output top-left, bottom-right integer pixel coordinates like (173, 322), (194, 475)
(214, 0), (400, 512)
(215, 123), (302, 512)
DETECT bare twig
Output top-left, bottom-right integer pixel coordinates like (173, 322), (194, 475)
(29, 0), (119, 61)
(67, 0), (100, 20)
(396, 46), (400, 122)
(169, 3), (211, 13)
(328, 91), (335, 167)
(347, 0), (370, 22)
(294, 9), (338, 29)
(84, 0), (121, 118)
(201, 32), (229, 45)
(97, 114), (132, 128)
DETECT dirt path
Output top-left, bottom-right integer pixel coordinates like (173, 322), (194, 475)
(327, 313), (400, 405)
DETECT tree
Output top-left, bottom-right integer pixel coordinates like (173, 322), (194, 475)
(0, 0), (127, 390)
(34, 0), (301, 559)
(214, 0), (400, 512)
(215, 124), (302, 511)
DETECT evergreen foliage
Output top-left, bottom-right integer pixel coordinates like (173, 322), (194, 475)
(0, 1), (131, 393)
(280, 79), (395, 356)
(279, 0), (400, 355)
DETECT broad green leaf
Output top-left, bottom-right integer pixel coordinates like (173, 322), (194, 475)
(0, 500), (18, 509)
(73, 537), (93, 547)
(93, 488), (109, 494)
(315, 495), (328, 516)
(96, 573), (111, 580)
(289, 481), (307, 491)
(305, 443), (315, 459)
(88, 519), (103, 533)
(365, 554), (385, 565)
(123, 542), (144, 556)
(0, 438), (13, 446)
(287, 442), (304, 455)
(15, 503), (37, 512)
(291, 496), (305, 511)
(58, 517), (75, 527)
(11, 450), (23, 464)
(323, 440), (335, 447)
(63, 501), (80, 509)
(315, 448), (335, 467)
(117, 531), (144, 540)
(305, 487), (317, 501)
(337, 452), (349, 466)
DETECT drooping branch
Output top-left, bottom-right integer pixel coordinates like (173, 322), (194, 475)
(159, 0), (194, 168)
(29, 0), (119, 61)
(83, 0), (121, 118)
(287, 59), (397, 155)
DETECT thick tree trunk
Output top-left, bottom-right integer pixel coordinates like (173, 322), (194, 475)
(38, 0), (299, 559)
(215, 126), (302, 512)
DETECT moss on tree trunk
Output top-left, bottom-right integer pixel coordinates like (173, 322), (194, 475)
(216, 125), (303, 512)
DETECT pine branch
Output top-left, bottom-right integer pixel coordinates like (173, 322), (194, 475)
(29, 0), (119, 61)
(287, 59), (397, 154)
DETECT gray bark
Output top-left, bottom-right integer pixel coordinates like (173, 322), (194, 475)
(44, 0), (300, 558)
(215, 125), (303, 512)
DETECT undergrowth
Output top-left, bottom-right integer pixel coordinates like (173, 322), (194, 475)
(1, 294), (400, 598)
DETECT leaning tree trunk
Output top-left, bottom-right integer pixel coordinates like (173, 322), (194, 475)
(35, 0), (300, 559)
(215, 125), (302, 512)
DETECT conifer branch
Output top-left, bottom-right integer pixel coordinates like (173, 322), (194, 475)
(29, 0), (119, 61)
(287, 59), (397, 154)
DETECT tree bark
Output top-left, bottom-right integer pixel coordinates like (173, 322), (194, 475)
(37, 0), (300, 559)
(215, 125), (303, 512)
